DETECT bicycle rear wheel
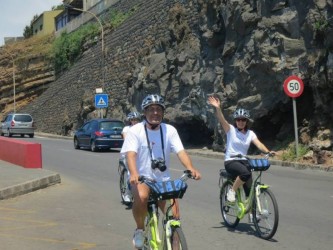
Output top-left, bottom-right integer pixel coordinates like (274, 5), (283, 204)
(252, 188), (279, 240)
(220, 181), (240, 227)
(164, 226), (187, 250)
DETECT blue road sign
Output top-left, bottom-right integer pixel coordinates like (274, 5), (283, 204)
(95, 94), (108, 108)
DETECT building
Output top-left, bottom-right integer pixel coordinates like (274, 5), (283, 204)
(31, 10), (63, 37)
(55, 0), (119, 36)
(3, 37), (24, 45)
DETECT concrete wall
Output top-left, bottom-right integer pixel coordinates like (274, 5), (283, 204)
(0, 137), (42, 168)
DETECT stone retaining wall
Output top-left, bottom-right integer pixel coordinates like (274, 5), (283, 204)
(22, 0), (196, 134)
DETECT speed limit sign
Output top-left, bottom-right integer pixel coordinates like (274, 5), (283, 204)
(283, 75), (304, 159)
(283, 75), (304, 98)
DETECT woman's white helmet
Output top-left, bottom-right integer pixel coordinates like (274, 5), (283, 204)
(141, 94), (165, 111)
(127, 111), (141, 121)
(233, 108), (250, 119)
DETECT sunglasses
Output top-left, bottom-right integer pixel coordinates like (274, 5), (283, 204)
(146, 107), (163, 113)
(236, 118), (247, 122)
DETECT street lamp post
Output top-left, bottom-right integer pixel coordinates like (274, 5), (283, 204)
(1, 49), (16, 113)
(64, 4), (105, 118)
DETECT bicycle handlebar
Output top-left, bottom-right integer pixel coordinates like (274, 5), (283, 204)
(230, 152), (274, 160)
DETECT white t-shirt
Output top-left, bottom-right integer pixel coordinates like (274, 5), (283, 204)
(122, 125), (130, 135)
(121, 121), (184, 181)
(225, 125), (257, 161)
(120, 126), (131, 157)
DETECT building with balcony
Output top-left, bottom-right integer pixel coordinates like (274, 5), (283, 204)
(31, 10), (63, 36)
(55, 0), (119, 36)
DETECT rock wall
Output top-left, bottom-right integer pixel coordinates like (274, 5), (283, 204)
(2, 0), (332, 154)
(0, 36), (55, 115)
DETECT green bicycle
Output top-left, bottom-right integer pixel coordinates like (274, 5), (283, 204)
(138, 170), (195, 250)
(219, 154), (279, 240)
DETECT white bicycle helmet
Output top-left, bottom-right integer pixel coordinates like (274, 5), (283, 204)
(141, 94), (166, 111)
(127, 112), (141, 121)
(233, 108), (250, 119)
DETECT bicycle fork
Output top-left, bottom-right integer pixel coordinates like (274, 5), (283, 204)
(255, 184), (269, 216)
(164, 219), (181, 249)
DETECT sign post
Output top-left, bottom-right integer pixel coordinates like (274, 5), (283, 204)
(283, 75), (304, 159)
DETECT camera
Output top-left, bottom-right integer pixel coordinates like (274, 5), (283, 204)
(151, 158), (167, 172)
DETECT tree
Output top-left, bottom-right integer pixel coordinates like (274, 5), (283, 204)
(23, 25), (33, 38)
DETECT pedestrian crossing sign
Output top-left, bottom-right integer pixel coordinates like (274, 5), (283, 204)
(95, 94), (108, 108)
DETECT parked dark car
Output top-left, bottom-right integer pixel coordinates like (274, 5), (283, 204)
(74, 119), (125, 152)
(1, 113), (35, 138)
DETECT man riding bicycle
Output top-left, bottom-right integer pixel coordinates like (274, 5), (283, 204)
(121, 94), (201, 249)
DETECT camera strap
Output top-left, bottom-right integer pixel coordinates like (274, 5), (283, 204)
(144, 124), (165, 161)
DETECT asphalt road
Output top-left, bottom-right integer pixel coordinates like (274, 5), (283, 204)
(0, 136), (332, 249)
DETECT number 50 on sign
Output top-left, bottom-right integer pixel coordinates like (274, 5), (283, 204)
(283, 75), (304, 98)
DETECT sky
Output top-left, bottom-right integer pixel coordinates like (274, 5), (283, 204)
(0, 0), (63, 46)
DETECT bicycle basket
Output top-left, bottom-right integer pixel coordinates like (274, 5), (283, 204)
(248, 158), (270, 171)
(146, 179), (188, 200)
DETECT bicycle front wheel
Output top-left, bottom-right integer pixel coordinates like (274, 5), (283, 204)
(142, 214), (154, 250)
(142, 229), (153, 250)
(119, 166), (131, 205)
(220, 181), (240, 227)
(164, 226), (187, 250)
(252, 188), (279, 240)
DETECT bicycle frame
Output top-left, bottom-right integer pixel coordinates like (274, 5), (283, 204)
(221, 170), (269, 219)
(219, 155), (279, 239)
(140, 171), (193, 250)
(146, 203), (161, 249)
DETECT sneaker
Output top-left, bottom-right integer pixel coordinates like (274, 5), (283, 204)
(133, 229), (144, 249)
(227, 189), (236, 202)
(123, 193), (132, 203)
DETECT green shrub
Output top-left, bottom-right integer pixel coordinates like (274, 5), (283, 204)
(107, 8), (137, 29)
(281, 143), (309, 161)
(51, 7), (137, 73)
(51, 23), (99, 73)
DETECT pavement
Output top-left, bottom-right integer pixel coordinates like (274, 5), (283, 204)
(0, 159), (61, 200)
(0, 132), (63, 201)
(0, 133), (332, 201)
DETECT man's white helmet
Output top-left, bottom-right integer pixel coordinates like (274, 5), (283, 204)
(141, 94), (165, 111)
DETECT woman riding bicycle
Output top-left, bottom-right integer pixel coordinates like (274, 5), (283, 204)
(208, 95), (275, 202)
(119, 112), (141, 204)
(122, 111), (141, 138)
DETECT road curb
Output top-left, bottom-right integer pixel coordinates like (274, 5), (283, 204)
(0, 173), (61, 200)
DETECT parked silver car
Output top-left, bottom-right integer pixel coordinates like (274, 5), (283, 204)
(1, 113), (35, 138)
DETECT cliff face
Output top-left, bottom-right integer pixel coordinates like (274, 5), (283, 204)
(1, 0), (332, 163)
(0, 35), (55, 116)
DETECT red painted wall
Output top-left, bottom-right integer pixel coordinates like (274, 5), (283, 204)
(0, 137), (42, 168)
